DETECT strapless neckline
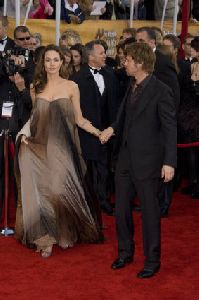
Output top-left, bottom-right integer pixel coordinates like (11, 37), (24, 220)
(37, 97), (69, 103)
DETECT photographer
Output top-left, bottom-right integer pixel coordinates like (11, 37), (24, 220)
(13, 25), (35, 85)
(0, 35), (33, 221)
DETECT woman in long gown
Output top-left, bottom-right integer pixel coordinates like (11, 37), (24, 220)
(15, 44), (102, 257)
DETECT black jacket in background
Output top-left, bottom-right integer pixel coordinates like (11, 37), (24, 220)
(70, 64), (119, 160)
(154, 50), (180, 110)
(4, 37), (15, 52)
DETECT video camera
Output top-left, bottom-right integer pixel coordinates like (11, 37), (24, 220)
(0, 48), (30, 76)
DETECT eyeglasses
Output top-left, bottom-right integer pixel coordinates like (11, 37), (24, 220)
(16, 36), (31, 41)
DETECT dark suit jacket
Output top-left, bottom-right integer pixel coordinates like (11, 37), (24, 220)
(154, 50), (180, 110)
(4, 37), (15, 52)
(113, 75), (177, 180)
(177, 57), (191, 103)
(70, 64), (119, 160)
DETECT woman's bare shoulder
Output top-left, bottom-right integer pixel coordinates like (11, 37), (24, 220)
(62, 79), (78, 90)
(59, 79), (79, 100)
(63, 80), (79, 94)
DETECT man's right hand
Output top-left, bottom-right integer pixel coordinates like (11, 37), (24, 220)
(161, 165), (175, 182)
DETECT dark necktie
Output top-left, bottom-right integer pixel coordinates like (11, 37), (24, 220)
(0, 38), (7, 45)
(130, 83), (142, 104)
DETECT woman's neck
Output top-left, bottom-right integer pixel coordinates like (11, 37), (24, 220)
(47, 73), (62, 83)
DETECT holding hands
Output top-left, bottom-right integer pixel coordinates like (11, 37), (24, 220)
(99, 127), (114, 144)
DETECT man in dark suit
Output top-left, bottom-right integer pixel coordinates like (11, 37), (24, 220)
(136, 27), (180, 217)
(136, 27), (180, 109)
(100, 43), (177, 278)
(70, 40), (119, 215)
(0, 16), (15, 53)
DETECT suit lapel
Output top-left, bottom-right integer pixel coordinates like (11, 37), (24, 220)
(124, 77), (133, 102)
(4, 38), (14, 52)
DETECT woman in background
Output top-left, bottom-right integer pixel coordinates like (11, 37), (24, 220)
(70, 43), (84, 73)
(60, 46), (73, 77)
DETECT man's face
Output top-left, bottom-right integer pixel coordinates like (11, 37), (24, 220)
(136, 31), (155, 49)
(29, 37), (37, 51)
(59, 38), (68, 47)
(90, 44), (106, 68)
(124, 55), (141, 77)
(14, 30), (31, 49)
(0, 21), (7, 40)
(183, 37), (193, 57)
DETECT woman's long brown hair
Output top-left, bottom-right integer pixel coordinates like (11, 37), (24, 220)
(33, 44), (68, 94)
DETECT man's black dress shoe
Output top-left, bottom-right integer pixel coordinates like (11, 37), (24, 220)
(111, 257), (133, 270)
(137, 266), (160, 279)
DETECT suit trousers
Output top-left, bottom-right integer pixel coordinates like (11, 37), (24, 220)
(85, 146), (109, 206)
(115, 146), (161, 269)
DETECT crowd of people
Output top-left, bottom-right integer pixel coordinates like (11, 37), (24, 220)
(0, 1), (199, 23)
(0, 13), (199, 279)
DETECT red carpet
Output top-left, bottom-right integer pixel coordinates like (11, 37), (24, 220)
(0, 192), (198, 300)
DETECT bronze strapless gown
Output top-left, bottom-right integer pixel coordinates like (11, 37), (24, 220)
(15, 98), (101, 251)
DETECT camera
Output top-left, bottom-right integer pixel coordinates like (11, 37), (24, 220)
(0, 48), (30, 76)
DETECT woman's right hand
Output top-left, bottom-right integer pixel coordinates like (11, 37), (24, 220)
(21, 135), (28, 145)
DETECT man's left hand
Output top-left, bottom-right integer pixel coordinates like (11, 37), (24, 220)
(161, 165), (175, 182)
